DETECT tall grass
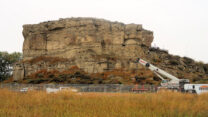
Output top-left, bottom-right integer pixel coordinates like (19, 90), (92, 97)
(0, 89), (207, 117)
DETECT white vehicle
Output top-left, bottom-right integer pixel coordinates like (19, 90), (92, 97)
(46, 87), (78, 93)
(60, 87), (78, 92)
(20, 87), (29, 92)
(46, 88), (59, 93)
(184, 84), (208, 94)
(135, 58), (189, 91)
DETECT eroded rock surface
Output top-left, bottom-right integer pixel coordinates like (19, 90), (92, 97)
(13, 17), (208, 84)
(22, 18), (153, 60)
(14, 18), (153, 80)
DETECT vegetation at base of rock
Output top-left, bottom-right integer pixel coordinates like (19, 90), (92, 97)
(0, 89), (207, 117)
(10, 66), (158, 85)
(0, 51), (22, 81)
(7, 59), (208, 84)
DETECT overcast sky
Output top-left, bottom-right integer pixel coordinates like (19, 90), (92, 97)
(0, 0), (207, 62)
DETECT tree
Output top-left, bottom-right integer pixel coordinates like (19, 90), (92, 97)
(0, 52), (22, 81)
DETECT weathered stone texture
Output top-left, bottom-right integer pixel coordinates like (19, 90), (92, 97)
(14, 18), (153, 81)
(22, 18), (153, 60)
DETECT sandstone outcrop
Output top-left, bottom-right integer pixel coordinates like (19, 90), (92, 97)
(22, 18), (153, 60)
(13, 17), (208, 84)
(14, 18), (153, 81)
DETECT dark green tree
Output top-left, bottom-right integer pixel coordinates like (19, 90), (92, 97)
(0, 52), (22, 81)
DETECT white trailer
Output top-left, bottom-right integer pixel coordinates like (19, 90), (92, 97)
(184, 84), (208, 94)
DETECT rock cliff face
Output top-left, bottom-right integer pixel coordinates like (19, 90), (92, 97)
(13, 17), (208, 84)
(22, 18), (152, 60)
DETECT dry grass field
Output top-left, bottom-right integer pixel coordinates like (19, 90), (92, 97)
(0, 89), (207, 117)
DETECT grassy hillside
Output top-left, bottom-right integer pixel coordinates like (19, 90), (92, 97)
(0, 89), (207, 117)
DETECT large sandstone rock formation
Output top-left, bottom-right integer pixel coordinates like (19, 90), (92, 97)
(22, 18), (153, 60)
(14, 18), (153, 80)
(13, 17), (208, 84)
